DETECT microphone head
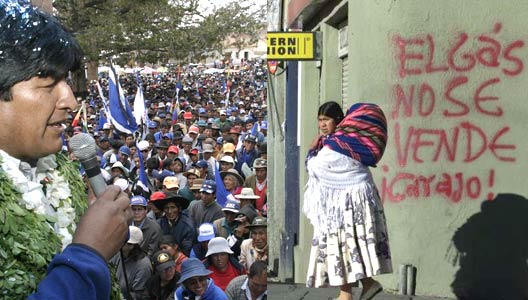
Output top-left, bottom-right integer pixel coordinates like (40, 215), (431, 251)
(69, 133), (97, 162)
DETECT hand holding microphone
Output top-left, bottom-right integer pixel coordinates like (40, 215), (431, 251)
(69, 133), (132, 260)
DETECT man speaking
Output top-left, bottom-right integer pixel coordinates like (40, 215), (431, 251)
(0, 1), (132, 299)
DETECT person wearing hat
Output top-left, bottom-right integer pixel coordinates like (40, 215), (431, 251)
(148, 191), (167, 220)
(228, 125), (242, 150)
(179, 168), (200, 202)
(225, 260), (267, 300)
(154, 192), (196, 256)
(194, 159), (213, 181)
(175, 258), (227, 300)
(158, 235), (188, 274)
(186, 148), (200, 170)
(219, 155), (235, 172)
(189, 180), (224, 229)
(235, 133), (260, 177)
(137, 140), (152, 160)
(111, 226), (153, 299)
(234, 188), (261, 212)
(239, 217), (267, 271)
(213, 199), (240, 239)
(243, 158), (267, 212)
(179, 136), (193, 165)
(167, 145), (180, 161)
(129, 194), (162, 257)
(143, 249), (181, 300)
(162, 176), (180, 193)
(118, 145), (132, 170)
(220, 168), (244, 196)
(190, 222), (216, 261)
(215, 109), (231, 129)
(154, 121), (174, 143)
(187, 178), (204, 209)
(201, 143), (217, 176)
(204, 237), (246, 291)
(154, 139), (170, 162)
(229, 205), (258, 259)
(110, 161), (130, 180)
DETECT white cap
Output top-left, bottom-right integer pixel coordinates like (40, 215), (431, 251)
(220, 155), (234, 164)
(114, 178), (129, 192)
(127, 226), (143, 244)
(137, 140), (150, 151)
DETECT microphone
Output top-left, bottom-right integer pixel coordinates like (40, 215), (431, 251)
(69, 133), (107, 197)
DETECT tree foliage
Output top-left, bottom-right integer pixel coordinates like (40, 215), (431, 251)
(53, 0), (266, 65)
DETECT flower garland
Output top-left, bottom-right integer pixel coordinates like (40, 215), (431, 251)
(0, 150), (87, 298)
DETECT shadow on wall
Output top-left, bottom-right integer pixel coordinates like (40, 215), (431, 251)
(450, 193), (528, 300)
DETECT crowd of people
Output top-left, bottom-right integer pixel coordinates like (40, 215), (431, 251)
(66, 61), (270, 299)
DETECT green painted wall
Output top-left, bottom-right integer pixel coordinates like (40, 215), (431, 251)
(291, 0), (528, 297)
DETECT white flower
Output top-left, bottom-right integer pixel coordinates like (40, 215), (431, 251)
(0, 150), (77, 249)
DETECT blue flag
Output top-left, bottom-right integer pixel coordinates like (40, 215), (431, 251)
(136, 142), (149, 193)
(108, 62), (138, 134)
(214, 163), (236, 207)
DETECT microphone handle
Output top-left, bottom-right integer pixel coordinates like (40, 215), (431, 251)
(81, 156), (108, 197)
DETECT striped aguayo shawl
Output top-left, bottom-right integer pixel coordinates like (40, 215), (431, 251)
(321, 103), (387, 167)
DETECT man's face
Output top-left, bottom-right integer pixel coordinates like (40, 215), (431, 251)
(157, 147), (168, 158)
(183, 143), (192, 152)
(125, 135), (134, 146)
(244, 140), (256, 152)
(163, 202), (180, 221)
(131, 205), (147, 222)
(200, 191), (216, 205)
(251, 227), (267, 248)
(187, 175), (197, 187)
(220, 162), (232, 172)
(224, 211), (237, 224)
(248, 270), (267, 297)
(203, 152), (212, 160)
(0, 77), (76, 160)
(159, 265), (176, 282)
(255, 168), (267, 181)
(229, 133), (240, 143)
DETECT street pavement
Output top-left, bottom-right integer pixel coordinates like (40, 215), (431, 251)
(267, 283), (455, 300)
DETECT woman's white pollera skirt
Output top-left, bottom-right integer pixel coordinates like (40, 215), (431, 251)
(305, 193), (393, 288)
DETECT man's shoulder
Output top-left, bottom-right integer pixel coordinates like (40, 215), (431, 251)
(226, 274), (248, 289)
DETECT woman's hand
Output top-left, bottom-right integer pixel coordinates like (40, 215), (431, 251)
(309, 134), (323, 150)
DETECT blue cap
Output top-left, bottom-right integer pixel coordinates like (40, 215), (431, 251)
(197, 120), (207, 127)
(119, 146), (131, 156)
(148, 121), (158, 129)
(198, 108), (206, 114)
(199, 180), (216, 194)
(130, 195), (147, 207)
(153, 169), (174, 181)
(195, 160), (208, 169)
(261, 121), (268, 130)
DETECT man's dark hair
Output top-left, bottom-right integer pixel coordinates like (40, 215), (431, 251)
(0, 3), (83, 100)
(248, 260), (267, 278)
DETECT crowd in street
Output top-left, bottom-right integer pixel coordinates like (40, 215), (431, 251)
(67, 60), (269, 300)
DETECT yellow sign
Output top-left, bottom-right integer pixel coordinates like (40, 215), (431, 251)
(267, 32), (315, 60)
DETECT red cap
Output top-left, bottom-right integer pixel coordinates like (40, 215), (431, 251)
(229, 126), (241, 134)
(150, 191), (166, 201)
(184, 112), (192, 120)
(190, 148), (199, 155)
(168, 145), (179, 154)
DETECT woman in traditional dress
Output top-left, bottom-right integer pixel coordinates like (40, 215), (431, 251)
(304, 102), (392, 300)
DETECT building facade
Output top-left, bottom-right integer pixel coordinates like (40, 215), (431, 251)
(268, 0), (528, 297)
